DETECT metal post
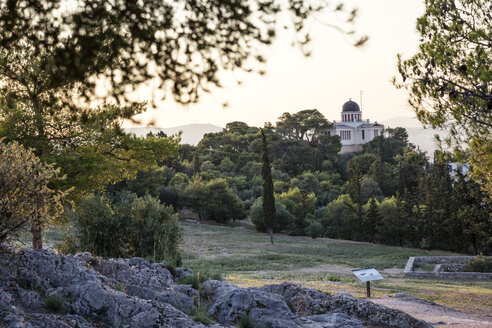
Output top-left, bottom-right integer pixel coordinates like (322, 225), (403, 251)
(366, 281), (371, 298)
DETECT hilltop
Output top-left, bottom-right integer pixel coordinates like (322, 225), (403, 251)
(125, 124), (223, 145)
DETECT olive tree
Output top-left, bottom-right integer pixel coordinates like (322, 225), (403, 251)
(0, 140), (63, 245)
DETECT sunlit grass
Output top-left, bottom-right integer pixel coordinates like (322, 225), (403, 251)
(181, 222), (492, 315)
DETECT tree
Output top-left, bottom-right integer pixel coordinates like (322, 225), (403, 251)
(0, 140), (63, 245)
(0, 74), (179, 249)
(277, 187), (316, 234)
(260, 128), (276, 244)
(203, 178), (246, 223)
(0, 1), (367, 106)
(363, 197), (381, 243)
(395, 0), (491, 193)
(276, 109), (331, 143)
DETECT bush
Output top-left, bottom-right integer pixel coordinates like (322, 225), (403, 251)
(250, 199), (295, 233)
(203, 178), (246, 223)
(178, 271), (222, 290)
(237, 315), (254, 328)
(43, 295), (66, 313)
(192, 305), (213, 325)
(0, 140), (64, 244)
(304, 221), (324, 239)
(463, 256), (492, 273)
(58, 193), (182, 264)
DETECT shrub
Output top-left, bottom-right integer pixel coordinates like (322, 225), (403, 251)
(237, 315), (254, 328)
(0, 140), (64, 244)
(463, 256), (492, 273)
(204, 178), (246, 223)
(58, 193), (182, 264)
(250, 199), (294, 233)
(304, 221), (324, 239)
(43, 295), (66, 313)
(178, 271), (222, 290)
(192, 305), (213, 325)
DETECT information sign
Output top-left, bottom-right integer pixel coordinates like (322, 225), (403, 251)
(352, 268), (384, 282)
(352, 268), (383, 298)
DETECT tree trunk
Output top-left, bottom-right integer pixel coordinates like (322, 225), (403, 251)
(31, 218), (43, 250)
(268, 228), (274, 245)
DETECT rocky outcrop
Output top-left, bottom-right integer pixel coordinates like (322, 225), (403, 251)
(201, 280), (298, 327)
(261, 282), (431, 328)
(0, 247), (431, 328)
(0, 247), (227, 328)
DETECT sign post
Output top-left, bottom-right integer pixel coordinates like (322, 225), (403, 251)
(352, 268), (383, 298)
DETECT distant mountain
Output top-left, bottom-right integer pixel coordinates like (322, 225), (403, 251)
(125, 123), (223, 145)
(381, 117), (448, 157)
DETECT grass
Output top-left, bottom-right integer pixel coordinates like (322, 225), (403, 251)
(43, 295), (66, 313)
(192, 305), (213, 325)
(180, 222), (492, 315)
(32, 221), (492, 316)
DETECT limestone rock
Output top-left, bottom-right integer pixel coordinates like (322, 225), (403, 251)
(201, 280), (298, 328)
(297, 313), (364, 328)
(0, 248), (229, 328)
(261, 282), (431, 328)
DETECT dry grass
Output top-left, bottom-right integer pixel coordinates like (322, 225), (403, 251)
(181, 222), (492, 315)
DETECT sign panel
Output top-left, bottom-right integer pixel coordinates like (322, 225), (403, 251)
(352, 268), (383, 282)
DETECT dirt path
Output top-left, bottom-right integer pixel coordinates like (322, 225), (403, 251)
(372, 294), (492, 328)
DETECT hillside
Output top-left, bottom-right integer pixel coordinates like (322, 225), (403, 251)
(180, 221), (492, 321)
(126, 118), (448, 156)
(125, 123), (223, 145)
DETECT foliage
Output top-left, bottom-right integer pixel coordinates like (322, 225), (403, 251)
(0, 0), (366, 106)
(0, 140), (64, 244)
(250, 199), (295, 233)
(320, 194), (358, 240)
(178, 271), (222, 291)
(260, 128), (276, 244)
(43, 295), (66, 313)
(192, 305), (214, 325)
(276, 109), (330, 143)
(277, 187), (316, 234)
(60, 193), (182, 263)
(463, 256), (492, 273)
(304, 220), (324, 239)
(395, 0), (491, 193)
(203, 179), (247, 223)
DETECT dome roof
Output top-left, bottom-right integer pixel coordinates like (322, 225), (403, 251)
(342, 100), (360, 112)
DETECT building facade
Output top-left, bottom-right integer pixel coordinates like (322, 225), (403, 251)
(325, 100), (384, 154)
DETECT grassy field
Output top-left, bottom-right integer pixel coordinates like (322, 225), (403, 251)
(181, 222), (492, 315)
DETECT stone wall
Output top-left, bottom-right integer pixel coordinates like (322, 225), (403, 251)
(404, 256), (492, 280)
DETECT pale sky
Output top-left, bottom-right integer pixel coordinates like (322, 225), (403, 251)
(126, 0), (426, 129)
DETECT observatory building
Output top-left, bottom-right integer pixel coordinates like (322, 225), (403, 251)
(326, 99), (384, 154)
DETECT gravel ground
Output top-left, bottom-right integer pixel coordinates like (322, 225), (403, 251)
(372, 294), (492, 328)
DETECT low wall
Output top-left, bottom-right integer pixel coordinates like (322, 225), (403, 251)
(404, 256), (492, 281)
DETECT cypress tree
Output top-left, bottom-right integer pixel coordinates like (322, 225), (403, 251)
(260, 128), (276, 245)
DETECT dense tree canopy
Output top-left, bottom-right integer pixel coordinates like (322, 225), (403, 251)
(0, 0), (367, 106)
(395, 0), (491, 193)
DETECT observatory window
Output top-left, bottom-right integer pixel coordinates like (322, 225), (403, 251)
(341, 130), (351, 140)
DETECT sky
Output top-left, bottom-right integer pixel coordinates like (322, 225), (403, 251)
(126, 0), (426, 129)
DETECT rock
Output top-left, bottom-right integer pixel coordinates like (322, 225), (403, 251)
(156, 290), (196, 314)
(2, 313), (95, 328)
(297, 313), (364, 328)
(175, 267), (193, 281)
(0, 246), (431, 328)
(0, 248), (229, 328)
(202, 280), (297, 327)
(93, 257), (174, 291)
(261, 282), (431, 328)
